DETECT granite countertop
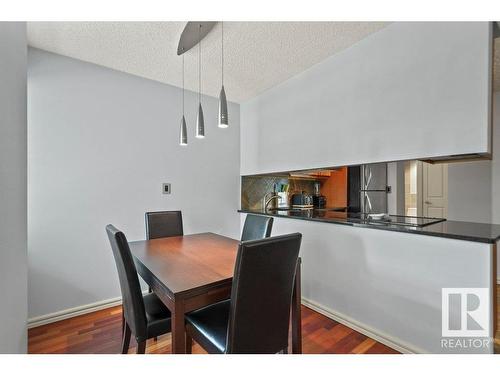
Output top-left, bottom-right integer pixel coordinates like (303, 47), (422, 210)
(238, 208), (500, 244)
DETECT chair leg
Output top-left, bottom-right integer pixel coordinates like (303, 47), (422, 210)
(121, 323), (131, 354)
(147, 289), (157, 342)
(137, 340), (147, 354)
(121, 310), (124, 340)
(185, 332), (193, 354)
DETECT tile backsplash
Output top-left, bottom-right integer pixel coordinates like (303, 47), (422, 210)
(241, 176), (315, 210)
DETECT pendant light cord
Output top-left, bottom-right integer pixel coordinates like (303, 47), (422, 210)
(182, 53), (185, 115)
(221, 21), (224, 86)
(198, 24), (201, 104)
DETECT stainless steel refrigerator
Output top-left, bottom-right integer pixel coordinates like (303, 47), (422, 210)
(360, 163), (388, 214)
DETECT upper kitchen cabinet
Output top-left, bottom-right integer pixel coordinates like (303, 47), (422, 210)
(240, 22), (494, 175)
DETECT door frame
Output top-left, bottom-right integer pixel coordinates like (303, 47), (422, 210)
(416, 161), (423, 216)
(419, 161), (448, 218)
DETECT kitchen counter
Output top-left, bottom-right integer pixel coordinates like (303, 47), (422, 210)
(238, 208), (500, 244)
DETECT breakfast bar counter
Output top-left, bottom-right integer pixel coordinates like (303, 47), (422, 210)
(238, 209), (500, 244)
(238, 210), (498, 354)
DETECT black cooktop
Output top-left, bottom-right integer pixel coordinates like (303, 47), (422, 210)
(360, 214), (446, 227)
(269, 208), (445, 227)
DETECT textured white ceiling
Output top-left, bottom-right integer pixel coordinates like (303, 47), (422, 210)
(27, 22), (390, 103)
(26, 22), (500, 101)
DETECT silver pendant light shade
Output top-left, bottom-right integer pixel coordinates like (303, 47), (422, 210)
(218, 85), (228, 128)
(218, 22), (228, 128)
(179, 115), (188, 146)
(177, 21), (229, 145)
(196, 103), (205, 138)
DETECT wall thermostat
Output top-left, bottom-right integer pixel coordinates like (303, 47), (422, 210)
(162, 183), (171, 194)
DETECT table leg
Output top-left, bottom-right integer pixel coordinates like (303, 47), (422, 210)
(171, 299), (186, 354)
(291, 257), (302, 354)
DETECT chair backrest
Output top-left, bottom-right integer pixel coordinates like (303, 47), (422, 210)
(226, 233), (302, 354)
(106, 225), (147, 340)
(240, 214), (274, 241)
(145, 211), (183, 240)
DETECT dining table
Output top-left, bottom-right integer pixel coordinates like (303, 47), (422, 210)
(128, 232), (302, 354)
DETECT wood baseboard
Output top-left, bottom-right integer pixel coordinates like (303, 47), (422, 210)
(27, 297), (123, 329)
(301, 297), (421, 354)
(28, 290), (151, 329)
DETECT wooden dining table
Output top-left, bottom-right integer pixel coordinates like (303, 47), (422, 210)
(128, 232), (302, 354)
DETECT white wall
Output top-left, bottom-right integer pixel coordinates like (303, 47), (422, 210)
(28, 48), (240, 319)
(448, 161), (492, 223)
(241, 22), (492, 175)
(445, 91), (500, 223)
(491, 93), (500, 281)
(0, 23), (27, 353)
(492, 92), (500, 224)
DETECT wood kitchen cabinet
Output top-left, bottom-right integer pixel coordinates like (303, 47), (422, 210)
(319, 167), (348, 208)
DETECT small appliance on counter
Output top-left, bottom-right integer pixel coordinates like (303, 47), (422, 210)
(313, 195), (327, 208)
(291, 191), (313, 209)
(312, 181), (327, 208)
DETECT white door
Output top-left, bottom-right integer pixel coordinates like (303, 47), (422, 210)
(422, 163), (448, 218)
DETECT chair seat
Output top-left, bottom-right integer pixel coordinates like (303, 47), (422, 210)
(185, 299), (230, 354)
(143, 293), (172, 339)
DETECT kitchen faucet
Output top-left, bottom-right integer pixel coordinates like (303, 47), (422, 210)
(263, 191), (282, 211)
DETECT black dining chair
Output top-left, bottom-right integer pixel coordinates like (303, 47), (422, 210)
(144, 210), (184, 297)
(240, 214), (274, 241)
(184, 232), (302, 354)
(106, 225), (172, 354)
(145, 210), (183, 240)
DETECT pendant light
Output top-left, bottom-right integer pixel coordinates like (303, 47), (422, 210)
(218, 21), (229, 128)
(196, 24), (205, 138)
(179, 53), (188, 146)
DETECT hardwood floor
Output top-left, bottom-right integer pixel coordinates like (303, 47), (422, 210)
(27, 285), (500, 354)
(28, 305), (399, 354)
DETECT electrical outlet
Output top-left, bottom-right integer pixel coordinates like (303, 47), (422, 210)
(162, 183), (171, 194)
